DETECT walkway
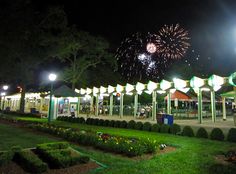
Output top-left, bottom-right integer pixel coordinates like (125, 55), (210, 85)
(78, 114), (236, 135)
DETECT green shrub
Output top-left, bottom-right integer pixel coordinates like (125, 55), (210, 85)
(14, 150), (48, 173)
(134, 122), (143, 130)
(142, 122), (152, 131)
(196, 127), (208, 138)
(160, 124), (170, 133)
(170, 124), (181, 134)
(79, 117), (85, 124)
(0, 151), (14, 166)
(92, 118), (99, 125)
(127, 120), (136, 129)
(86, 118), (92, 124)
(227, 128), (236, 142)
(182, 126), (194, 137)
(108, 120), (115, 127)
(210, 128), (224, 141)
(76, 156), (90, 164)
(103, 120), (110, 127)
(120, 121), (127, 128)
(37, 142), (69, 152)
(98, 119), (104, 126)
(151, 123), (160, 132)
(114, 121), (121, 128)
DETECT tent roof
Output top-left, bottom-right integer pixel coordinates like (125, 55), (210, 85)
(165, 90), (191, 101)
(53, 85), (79, 97)
(221, 90), (236, 98)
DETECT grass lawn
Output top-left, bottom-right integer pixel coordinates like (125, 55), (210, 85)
(2, 116), (236, 173)
(0, 123), (58, 151)
(52, 121), (236, 174)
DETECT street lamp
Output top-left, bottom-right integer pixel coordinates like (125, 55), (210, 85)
(1, 85), (8, 112)
(48, 73), (57, 122)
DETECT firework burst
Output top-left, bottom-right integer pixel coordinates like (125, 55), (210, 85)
(116, 32), (170, 81)
(156, 24), (190, 59)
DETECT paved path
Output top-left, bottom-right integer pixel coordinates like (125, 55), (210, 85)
(78, 114), (236, 135)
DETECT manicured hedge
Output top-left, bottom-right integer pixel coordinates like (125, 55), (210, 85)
(160, 124), (170, 133)
(196, 127), (208, 139)
(210, 128), (224, 141)
(170, 124), (181, 135)
(142, 122), (152, 131)
(32, 124), (158, 157)
(14, 150), (48, 173)
(127, 120), (136, 129)
(36, 142), (90, 169)
(134, 122), (143, 130)
(0, 151), (14, 166)
(182, 126), (194, 137)
(151, 123), (160, 132)
(227, 128), (236, 142)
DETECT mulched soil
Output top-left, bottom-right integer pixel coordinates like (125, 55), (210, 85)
(43, 162), (99, 174)
(0, 161), (27, 174)
(0, 161), (100, 174)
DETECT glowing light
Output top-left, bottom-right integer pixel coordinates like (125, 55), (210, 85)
(80, 88), (86, 95)
(208, 75), (224, 87)
(3, 85), (8, 90)
(136, 82), (145, 92)
(108, 85), (115, 94)
(146, 43), (157, 53)
(1, 92), (6, 96)
(190, 76), (205, 88)
(160, 80), (172, 90)
(229, 72), (236, 86)
(75, 88), (80, 93)
(173, 78), (187, 89)
(116, 84), (124, 93)
(125, 83), (134, 93)
(147, 81), (158, 92)
(100, 86), (107, 94)
(48, 73), (57, 81)
(93, 87), (99, 96)
(86, 88), (92, 95)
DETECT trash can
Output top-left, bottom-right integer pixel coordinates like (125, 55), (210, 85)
(163, 114), (174, 125)
(30, 108), (36, 114)
(156, 113), (165, 124)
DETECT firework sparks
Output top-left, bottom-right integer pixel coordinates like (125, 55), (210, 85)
(146, 43), (157, 53)
(156, 24), (190, 59)
(116, 32), (173, 81)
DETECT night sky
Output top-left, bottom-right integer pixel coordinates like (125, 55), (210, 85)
(39, 0), (236, 76)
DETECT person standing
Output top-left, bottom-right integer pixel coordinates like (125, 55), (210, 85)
(70, 106), (75, 117)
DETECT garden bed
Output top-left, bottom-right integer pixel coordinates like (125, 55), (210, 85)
(0, 142), (103, 174)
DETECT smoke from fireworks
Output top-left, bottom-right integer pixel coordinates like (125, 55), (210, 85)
(116, 24), (190, 81)
(156, 24), (190, 59)
(116, 32), (170, 81)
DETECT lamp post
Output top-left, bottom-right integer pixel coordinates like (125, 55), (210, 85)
(1, 85), (8, 112)
(48, 73), (57, 123)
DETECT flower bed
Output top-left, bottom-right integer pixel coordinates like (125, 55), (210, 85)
(31, 124), (159, 157)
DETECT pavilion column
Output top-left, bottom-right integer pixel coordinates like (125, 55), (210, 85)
(39, 98), (44, 114)
(119, 93), (124, 118)
(152, 91), (157, 121)
(95, 95), (99, 116)
(77, 97), (80, 116)
(90, 96), (94, 115)
(211, 89), (216, 122)
(134, 93), (138, 118)
(222, 97), (226, 120)
(53, 98), (58, 119)
(167, 91), (171, 114)
(197, 89), (203, 124)
(109, 94), (113, 116)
